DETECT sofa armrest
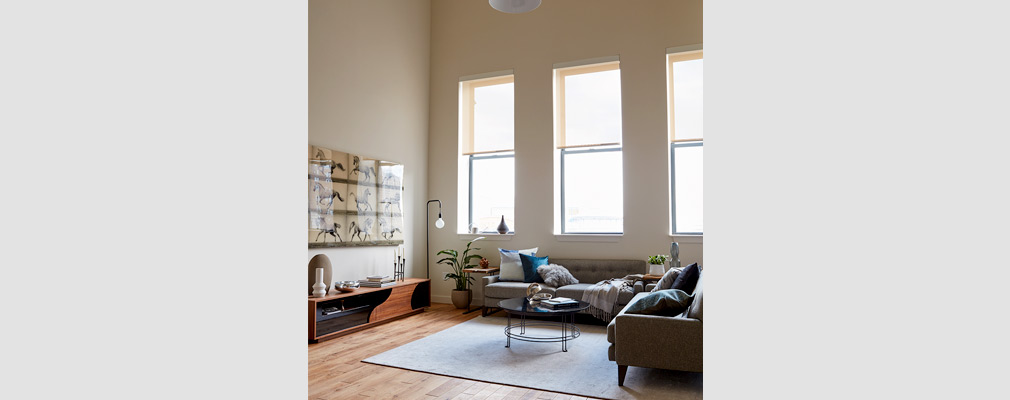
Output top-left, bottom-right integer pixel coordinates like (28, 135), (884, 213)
(645, 283), (657, 291)
(612, 313), (702, 372)
(633, 281), (645, 293)
(482, 274), (500, 287)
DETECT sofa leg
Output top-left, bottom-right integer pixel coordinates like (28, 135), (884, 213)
(618, 365), (628, 386)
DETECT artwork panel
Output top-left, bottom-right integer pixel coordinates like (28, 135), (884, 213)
(347, 182), (376, 212)
(329, 150), (349, 180)
(378, 162), (404, 189)
(378, 185), (403, 215)
(348, 214), (377, 244)
(348, 154), (378, 185)
(308, 210), (334, 239)
(309, 177), (336, 212)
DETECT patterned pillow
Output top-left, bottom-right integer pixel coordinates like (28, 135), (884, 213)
(651, 266), (682, 292)
(498, 247), (538, 281)
(537, 264), (579, 288)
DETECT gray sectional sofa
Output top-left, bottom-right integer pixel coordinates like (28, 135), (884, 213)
(607, 272), (704, 384)
(480, 258), (647, 316)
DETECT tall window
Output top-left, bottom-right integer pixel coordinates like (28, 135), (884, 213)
(669, 50), (703, 234)
(460, 73), (515, 233)
(554, 60), (623, 234)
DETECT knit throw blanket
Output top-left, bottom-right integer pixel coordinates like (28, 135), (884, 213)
(581, 275), (638, 322)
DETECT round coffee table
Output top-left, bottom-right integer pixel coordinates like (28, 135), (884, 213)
(497, 297), (590, 352)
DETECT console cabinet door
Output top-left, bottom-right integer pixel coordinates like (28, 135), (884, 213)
(370, 284), (415, 322)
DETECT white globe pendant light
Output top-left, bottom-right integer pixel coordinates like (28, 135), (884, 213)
(489, 0), (541, 14)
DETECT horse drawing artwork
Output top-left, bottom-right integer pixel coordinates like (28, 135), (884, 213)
(378, 216), (402, 240)
(379, 191), (402, 213)
(348, 218), (373, 242)
(350, 156), (375, 183)
(315, 222), (343, 243)
(347, 188), (372, 211)
(312, 182), (344, 207)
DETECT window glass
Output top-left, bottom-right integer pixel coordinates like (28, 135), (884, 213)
(471, 155), (515, 232)
(673, 145), (703, 233)
(563, 149), (623, 233)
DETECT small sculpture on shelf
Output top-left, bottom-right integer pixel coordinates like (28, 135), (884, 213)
(479, 257), (489, 268)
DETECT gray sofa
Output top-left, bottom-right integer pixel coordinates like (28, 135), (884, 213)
(607, 272), (703, 384)
(481, 258), (647, 317)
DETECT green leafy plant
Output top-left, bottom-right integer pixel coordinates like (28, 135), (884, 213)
(648, 254), (668, 265)
(438, 237), (485, 291)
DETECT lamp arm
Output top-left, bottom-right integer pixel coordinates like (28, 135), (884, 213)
(426, 200), (442, 280)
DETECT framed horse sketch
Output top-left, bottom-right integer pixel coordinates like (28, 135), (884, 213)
(309, 145), (404, 248)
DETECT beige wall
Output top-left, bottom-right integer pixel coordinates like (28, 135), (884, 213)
(428, 0), (703, 304)
(308, 0), (431, 286)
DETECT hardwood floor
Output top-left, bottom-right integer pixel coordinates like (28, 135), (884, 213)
(308, 303), (601, 400)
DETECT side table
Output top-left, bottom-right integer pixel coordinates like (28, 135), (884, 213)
(461, 267), (500, 314)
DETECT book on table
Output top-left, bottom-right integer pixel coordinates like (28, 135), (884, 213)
(541, 297), (579, 308)
(358, 279), (396, 288)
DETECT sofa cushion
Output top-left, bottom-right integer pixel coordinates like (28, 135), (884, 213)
(624, 289), (693, 317)
(686, 276), (703, 321)
(538, 264), (579, 287)
(519, 254), (549, 283)
(557, 283), (637, 306)
(651, 266), (681, 292)
(671, 263), (700, 293)
(498, 247), (538, 281)
(485, 282), (555, 299)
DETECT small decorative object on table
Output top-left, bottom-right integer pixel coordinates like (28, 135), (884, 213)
(526, 282), (542, 300)
(335, 280), (359, 293)
(393, 246), (405, 281)
(670, 242), (681, 270)
(479, 257), (489, 268)
(531, 292), (552, 301)
(647, 254), (668, 275)
(312, 268), (327, 298)
(496, 215), (509, 234)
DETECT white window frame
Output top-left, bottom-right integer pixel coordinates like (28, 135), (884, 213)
(457, 70), (516, 234)
(667, 46), (703, 236)
(552, 57), (624, 235)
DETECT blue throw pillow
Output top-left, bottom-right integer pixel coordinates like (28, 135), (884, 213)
(519, 254), (549, 283)
(624, 289), (693, 316)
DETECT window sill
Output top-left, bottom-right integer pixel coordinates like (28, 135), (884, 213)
(554, 234), (623, 242)
(457, 233), (514, 241)
(669, 234), (703, 244)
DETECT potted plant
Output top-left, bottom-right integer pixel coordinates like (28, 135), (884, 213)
(647, 254), (668, 275)
(437, 237), (484, 309)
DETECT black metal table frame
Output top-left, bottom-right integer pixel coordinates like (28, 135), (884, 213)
(503, 307), (582, 352)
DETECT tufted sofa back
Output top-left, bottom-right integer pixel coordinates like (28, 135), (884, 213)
(548, 258), (647, 285)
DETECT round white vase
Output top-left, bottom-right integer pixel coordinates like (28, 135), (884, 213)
(648, 264), (665, 275)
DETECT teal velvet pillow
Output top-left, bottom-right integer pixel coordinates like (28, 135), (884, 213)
(519, 254), (549, 283)
(624, 289), (693, 316)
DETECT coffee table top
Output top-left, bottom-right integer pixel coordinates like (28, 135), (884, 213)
(498, 297), (590, 315)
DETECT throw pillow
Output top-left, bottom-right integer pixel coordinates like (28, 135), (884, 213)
(624, 289), (693, 316)
(651, 266), (682, 292)
(671, 262), (701, 294)
(519, 253), (549, 283)
(498, 247), (538, 281)
(537, 264), (579, 288)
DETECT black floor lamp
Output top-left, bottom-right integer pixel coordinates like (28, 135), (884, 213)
(426, 200), (445, 280)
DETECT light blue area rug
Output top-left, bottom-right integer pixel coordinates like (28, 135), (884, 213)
(362, 316), (702, 400)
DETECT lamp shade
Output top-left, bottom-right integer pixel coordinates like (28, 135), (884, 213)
(489, 0), (541, 14)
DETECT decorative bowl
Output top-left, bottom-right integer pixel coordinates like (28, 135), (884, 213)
(531, 292), (552, 301)
(336, 280), (359, 293)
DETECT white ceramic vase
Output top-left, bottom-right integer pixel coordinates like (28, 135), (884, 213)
(648, 263), (665, 275)
(312, 268), (327, 297)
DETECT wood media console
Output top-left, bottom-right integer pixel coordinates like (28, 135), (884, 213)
(308, 278), (430, 343)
